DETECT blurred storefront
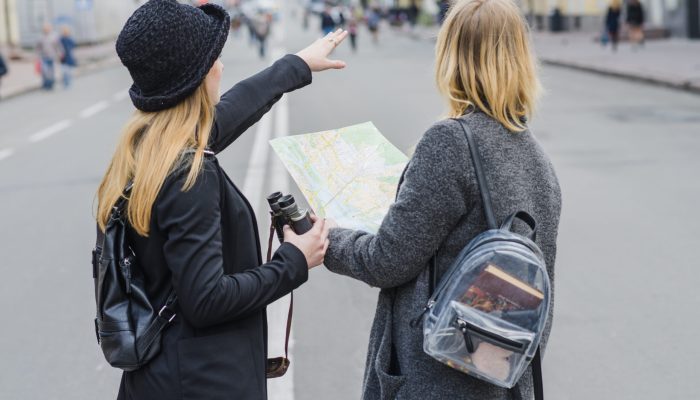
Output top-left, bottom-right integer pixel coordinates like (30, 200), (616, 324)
(0, 0), (139, 48)
(521, 0), (700, 38)
(383, 0), (698, 38)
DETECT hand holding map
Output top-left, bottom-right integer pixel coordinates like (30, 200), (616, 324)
(270, 122), (408, 234)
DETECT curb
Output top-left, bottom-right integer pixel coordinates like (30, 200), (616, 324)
(396, 27), (700, 96)
(1, 56), (121, 101)
(539, 58), (700, 95)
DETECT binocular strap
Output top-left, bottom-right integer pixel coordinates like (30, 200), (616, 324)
(266, 219), (294, 379)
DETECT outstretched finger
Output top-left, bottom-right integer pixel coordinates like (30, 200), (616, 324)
(324, 59), (347, 70)
(332, 30), (349, 46)
(323, 28), (341, 41)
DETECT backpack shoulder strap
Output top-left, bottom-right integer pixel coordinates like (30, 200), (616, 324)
(453, 117), (498, 230)
(533, 346), (544, 400)
(424, 118), (499, 296)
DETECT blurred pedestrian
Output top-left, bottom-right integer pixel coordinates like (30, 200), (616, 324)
(303, 3), (310, 30)
(604, 0), (621, 51)
(321, 5), (336, 35)
(253, 11), (272, 58)
(101, 0), (348, 398)
(409, 0), (419, 27)
(230, 11), (243, 36)
(0, 52), (7, 100)
(59, 26), (77, 88)
(245, 14), (257, 46)
(367, 8), (381, 44)
(626, 0), (645, 48)
(438, 0), (450, 24)
(36, 23), (64, 90)
(323, 0), (561, 400)
(348, 13), (359, 52)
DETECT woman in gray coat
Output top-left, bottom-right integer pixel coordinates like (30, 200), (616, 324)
(324, 0), (562, 398)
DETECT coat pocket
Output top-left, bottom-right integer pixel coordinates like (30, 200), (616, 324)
(373, 313), (407, 400)
(177, 331), (261, 400)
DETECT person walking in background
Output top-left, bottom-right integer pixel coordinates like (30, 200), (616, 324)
(321, 5), (336, 36)
(36, 23), (64, 90)
(59, 26), (77, 88)
(245, 13), (258, 46)
(367, 7), (381, 44)
(0, 51), (7, 100)
(348, 12), (359, 52)
(438, 0), (450, 24)
(626, 0), (645, 48)
(323, 0), (561, 398)
(253, 11), (272, 59)
(408, 0), (420, 27)
(605, 0), (621, 51)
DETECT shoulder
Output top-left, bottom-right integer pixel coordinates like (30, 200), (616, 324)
(156, 156), (221, 217)
(419, 118), (467, 151)
(408, 119), (471, 177)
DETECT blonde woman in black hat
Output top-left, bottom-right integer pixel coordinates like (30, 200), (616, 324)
(96, 1), (347, 398)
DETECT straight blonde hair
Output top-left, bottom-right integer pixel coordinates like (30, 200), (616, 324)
(96, 84), (214, 236)
(435, 0), (541, 132)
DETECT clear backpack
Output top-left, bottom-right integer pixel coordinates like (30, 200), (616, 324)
(414, 118), (551, 397)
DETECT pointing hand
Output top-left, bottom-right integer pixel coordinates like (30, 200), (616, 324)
(295, 29), (349, 72)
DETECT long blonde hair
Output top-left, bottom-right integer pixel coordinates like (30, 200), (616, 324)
(96, 84), (214, 236)
(435, 0), (541, 132)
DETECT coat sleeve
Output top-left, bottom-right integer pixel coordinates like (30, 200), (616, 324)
(208, 54), (312, 153)
(156, 162), (309, 329)
(324, 121), (472, 289)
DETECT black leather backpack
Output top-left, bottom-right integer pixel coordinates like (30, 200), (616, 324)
(91, 185), (177, 371)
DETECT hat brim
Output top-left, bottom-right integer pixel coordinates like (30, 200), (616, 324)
(199, 3), (231, 69)
(129, 4), (230, 112)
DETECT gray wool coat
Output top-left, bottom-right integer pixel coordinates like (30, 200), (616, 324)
(325, 110), (562, 400)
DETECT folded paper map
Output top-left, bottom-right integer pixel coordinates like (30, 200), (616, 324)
(270, 122), (408, 233)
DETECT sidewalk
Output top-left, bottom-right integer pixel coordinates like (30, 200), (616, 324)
(0, 41), (119, 100)
(532, 32), (700, 93)
(400, 26), (700, 94)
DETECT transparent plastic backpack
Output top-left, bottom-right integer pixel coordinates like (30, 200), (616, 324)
(414, 118), (551, 395)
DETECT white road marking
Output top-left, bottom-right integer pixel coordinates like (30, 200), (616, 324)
(112, 89), (130, 102)
(269, 87), (291, 195)
(0, 148), (15, 161)
(29, 119), (73, 143)
(241, 109), (273, 206)
(266, 92), (296, 400)
(79, 101), (110, 119)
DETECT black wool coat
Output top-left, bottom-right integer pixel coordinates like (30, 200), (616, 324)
(117, 55), (312, 400)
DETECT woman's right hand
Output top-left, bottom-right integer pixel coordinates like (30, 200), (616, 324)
(295, 29), (349, 72)
(283, 215), (330, 269)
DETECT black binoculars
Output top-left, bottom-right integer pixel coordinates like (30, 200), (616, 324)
(267, 192), (313, 243)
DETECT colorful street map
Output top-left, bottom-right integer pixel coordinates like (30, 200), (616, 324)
(270, 122), (408, 234)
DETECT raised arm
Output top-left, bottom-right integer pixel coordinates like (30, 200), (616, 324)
(208, 54), (312, 153)
(324, 121), (473, 289)
(156, 161), (308, 329)
(209, 29), (350, 153)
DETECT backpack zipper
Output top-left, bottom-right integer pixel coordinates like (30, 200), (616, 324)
(120, 257), (132, 295)
(455, 318), (526, 354)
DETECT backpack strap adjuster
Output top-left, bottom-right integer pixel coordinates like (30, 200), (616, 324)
(158, 305), (177, 323)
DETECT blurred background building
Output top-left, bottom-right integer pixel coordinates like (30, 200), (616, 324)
(519, 0), (699, 38)
(380, 0), (699, 38)
(0, 0), (139, 48)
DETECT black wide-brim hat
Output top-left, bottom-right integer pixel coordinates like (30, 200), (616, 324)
(116, 0), (230, 112)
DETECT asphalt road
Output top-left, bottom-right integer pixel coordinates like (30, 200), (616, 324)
(1, 4), (700, 400)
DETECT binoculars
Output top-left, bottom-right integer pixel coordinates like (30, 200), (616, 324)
(267, 192), (313, 243)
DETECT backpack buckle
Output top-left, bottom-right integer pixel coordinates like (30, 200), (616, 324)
(158, 305), (177, 323)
